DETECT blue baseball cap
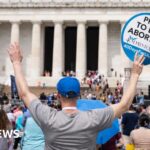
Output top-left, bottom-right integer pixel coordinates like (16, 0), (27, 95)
(57, 77), (80, 98)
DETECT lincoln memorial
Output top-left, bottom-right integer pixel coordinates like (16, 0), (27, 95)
(0, 0), (149, 86)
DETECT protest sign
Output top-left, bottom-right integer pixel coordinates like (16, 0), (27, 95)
(121, 13), (150, 65)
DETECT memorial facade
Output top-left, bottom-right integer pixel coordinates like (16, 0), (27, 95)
(0, 0), (149, 86)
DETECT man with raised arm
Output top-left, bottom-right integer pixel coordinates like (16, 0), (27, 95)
(8, 43), (144, 150)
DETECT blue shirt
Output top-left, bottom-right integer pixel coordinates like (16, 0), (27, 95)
(16, 115), (23, 130)
(122, 111), (139, 136)
(22, 117), (45, 150)
(22, 109), (31, 126)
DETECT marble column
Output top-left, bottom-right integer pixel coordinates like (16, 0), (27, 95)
(52, 21), (64, 77)
(76, 21), (86, 79)
(26, 22), (41, 77)
(98, 21), (108, 77)
(120, 21), (132, 77)
(11, 22), (20, 43)
(6, 21), (20, 76)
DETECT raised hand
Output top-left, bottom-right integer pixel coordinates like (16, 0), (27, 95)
(8, 42), (23, 64)
(132, 52), (145, 76)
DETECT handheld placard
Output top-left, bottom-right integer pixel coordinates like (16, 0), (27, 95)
(121, 13), (150, 65)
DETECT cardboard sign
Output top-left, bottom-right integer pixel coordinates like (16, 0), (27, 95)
(121, 13), (150, 65)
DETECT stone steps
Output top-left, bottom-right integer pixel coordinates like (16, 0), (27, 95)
(1, 77), (149, 97)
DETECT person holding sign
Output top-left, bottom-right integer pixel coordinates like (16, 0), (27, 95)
(8, 42), (144, 150)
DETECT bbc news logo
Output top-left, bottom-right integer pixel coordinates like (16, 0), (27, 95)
(0, 130), (21, 138)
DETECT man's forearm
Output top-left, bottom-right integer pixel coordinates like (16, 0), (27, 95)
(13, 62), (30, 99)
(112, 53), (144, 118)
(120, 73), (139, 109)
(13, 61), (37, 107)
(8, 43), (37, 107)
(112, 73), (139, 118)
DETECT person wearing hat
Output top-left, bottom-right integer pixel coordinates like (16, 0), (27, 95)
(8, 43), (145, 150)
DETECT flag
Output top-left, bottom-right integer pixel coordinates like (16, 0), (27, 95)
(10, 75), (19, 99)
(77, 99), (119, 144)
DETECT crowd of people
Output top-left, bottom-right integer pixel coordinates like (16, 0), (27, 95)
(82, 76), (123, 105)
(62, 70), (76, 77)
(43, 70), (76, 77)
(0, 84), (149, 150)
(43, 71), (51, 77)
(0, 103), (45, 150)
(82, 70), (116, 89)
(0, 43), (149, 150)
(1, 69), (150, 150)
(0, 68), (149, 150)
